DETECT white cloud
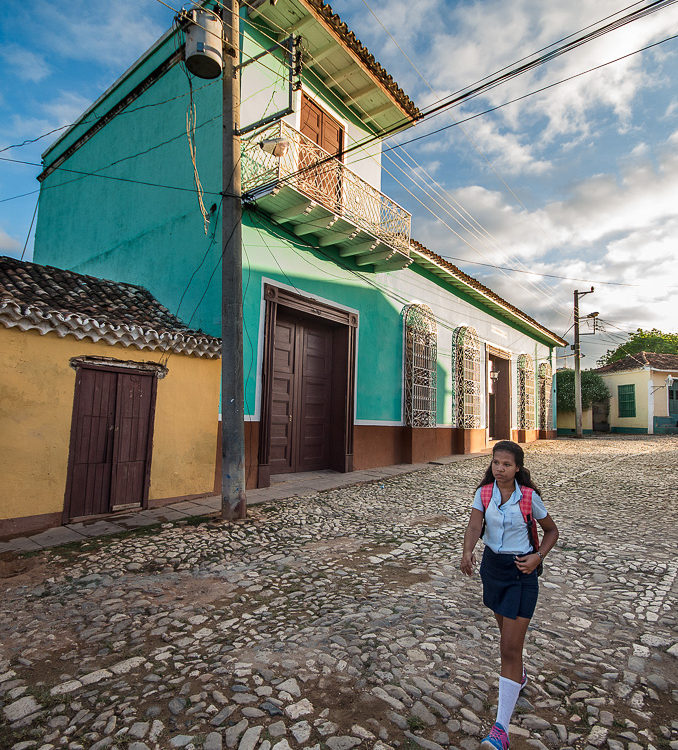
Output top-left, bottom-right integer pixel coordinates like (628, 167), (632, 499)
(27, 0), (167, 70)
(0, 227), (21, 255)
(408, 129), (678, 339)
(1, 91), (94, 147)
(0, 45), (51, 82)
(407, 0), (678, 169)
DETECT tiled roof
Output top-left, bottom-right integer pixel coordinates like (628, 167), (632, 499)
(595, 351), (678, 374)
(409, 240), (567, 347)
(304, 0), (420, 120)
(0, 256), (220, 358)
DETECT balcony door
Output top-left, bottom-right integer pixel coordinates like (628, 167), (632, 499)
(299, 94), (343, 211)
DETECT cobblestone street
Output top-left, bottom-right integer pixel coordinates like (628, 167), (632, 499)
(1, 435), (677, 750)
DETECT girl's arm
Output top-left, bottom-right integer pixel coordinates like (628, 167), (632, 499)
(515, 514), (559, 574)
(460, 507), (485, 575)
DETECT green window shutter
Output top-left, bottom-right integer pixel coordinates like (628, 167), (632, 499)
(618, 384), (636, 418)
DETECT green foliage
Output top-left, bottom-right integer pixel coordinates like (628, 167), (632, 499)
(556, 369), (610, 413)
(598, 328), (678, 365)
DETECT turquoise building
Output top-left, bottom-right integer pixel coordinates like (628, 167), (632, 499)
(33, 0), (565, 489)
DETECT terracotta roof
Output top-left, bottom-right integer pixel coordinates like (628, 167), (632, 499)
(409, 240), (567, 346)
(595, 351), (678, 374)
(303, 0), (420, 120)
(0, 256), (220, 358)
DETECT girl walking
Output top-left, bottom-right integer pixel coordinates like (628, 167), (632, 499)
(460, 441), (559, 750)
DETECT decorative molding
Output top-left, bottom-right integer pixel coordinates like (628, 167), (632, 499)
(70, 355), (168, 378)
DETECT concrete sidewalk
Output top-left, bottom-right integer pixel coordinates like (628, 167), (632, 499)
(0, 452), (490, 555)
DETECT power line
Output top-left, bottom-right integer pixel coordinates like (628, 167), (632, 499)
(20, 195), (40, 261)
(273, 7), (678, 190)
(381, 32), (678, 153)
(351, 0), (647, 304)
(0, 79), (278, 204)
(0, 155), (223, 196)
(238, 0), (568, 311)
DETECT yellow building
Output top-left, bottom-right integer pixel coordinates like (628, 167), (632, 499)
(595, 353), (678, 434)
(0, 256), (220, 539)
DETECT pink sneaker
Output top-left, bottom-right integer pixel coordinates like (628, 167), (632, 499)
(480, 722), (510, 749)
(520, 666), (527, 691)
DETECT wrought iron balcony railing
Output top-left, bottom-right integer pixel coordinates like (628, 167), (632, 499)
(241, 120), (411, 255)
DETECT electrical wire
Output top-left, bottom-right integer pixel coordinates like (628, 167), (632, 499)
(247, 205), (561, 345)
(20, 195), (40, 261)
(239, 0), (670, 312)
(0, 78), (278, 204)
(233, 1), (566, 310)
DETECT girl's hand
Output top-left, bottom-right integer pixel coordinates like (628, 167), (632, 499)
(514, 553), (540, 575)
(460, 552), (476, 576)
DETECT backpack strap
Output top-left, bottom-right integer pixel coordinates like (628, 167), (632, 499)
(518, 485), (540, 553)
(479, 483), (493, 539)
(480, 483), (493, 509)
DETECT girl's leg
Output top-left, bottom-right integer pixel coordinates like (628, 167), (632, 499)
(493, 613), (504, 633)
(499, 615), (530, 682)
(494, 616), (530, 733)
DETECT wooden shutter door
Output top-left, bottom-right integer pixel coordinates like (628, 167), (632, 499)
(110, 372), (155, 508)
(297, 320), (333, 471)
(67, 368), (117, 518)
(269, 316), (297, 473)
(299, 95), (343, 209)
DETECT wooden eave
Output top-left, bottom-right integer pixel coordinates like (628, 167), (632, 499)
(409, 245), (567, 348)
(246, 0), (420, 134)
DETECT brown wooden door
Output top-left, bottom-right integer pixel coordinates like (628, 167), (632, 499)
(489, 354), (510, 440)
(299, 94), (343, 210)
(66, 367), (155, 519)
(269, 317), (297, 474)
(269, 312), (334, 475)
(110, 373), (154, 507)
(298, 320), (333, 471)
(68, 368), (117, 518)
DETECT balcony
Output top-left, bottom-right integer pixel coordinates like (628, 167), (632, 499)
(241, 120), (412, 271)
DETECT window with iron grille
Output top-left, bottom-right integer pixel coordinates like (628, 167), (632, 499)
(538, 361), (553, 430)
(404, 304), (437, 427)
(517, 354), (535, 429)
(618, 384), (636, 418)
(452, 326), (481, 428)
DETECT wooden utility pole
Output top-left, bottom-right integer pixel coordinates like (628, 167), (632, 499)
(221, 0), (246, 519)
(573, 287), (594, 439)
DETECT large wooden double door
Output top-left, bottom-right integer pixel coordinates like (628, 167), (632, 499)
(64, 366), (156, 520)
(269, 311), (334, 474)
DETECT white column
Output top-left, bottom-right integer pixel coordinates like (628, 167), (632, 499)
(648, 377), (654, 434)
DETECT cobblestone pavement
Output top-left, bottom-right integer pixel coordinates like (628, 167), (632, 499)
(1, 435), (677, 750)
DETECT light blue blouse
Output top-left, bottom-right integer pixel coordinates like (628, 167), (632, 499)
(471, 480), (548, 555)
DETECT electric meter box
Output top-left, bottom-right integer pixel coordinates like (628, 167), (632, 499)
(185, 9), (223, 79)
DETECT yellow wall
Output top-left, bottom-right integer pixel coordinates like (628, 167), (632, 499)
(1, 326), (219, 522)
(600, 369), (649, 430)
(557, 407), (593, 431)
(651, 369), (678, 418)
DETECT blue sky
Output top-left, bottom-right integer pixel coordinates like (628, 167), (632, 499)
(1, 0), (678, 364)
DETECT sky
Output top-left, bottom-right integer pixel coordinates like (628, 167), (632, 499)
(1, 0), (678, 366)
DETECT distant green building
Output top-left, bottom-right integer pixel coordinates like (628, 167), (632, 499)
(33, 0), (565, 497)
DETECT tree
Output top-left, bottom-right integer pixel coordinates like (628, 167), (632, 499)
(598, 328), (678, 365)
(556, 369), (610, 413)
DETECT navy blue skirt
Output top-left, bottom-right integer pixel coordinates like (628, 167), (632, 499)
(480, 546), (539, 620)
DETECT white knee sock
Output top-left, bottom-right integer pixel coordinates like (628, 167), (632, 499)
(496, 676), (521, 730)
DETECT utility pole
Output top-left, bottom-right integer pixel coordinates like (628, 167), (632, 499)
(221, 0), (246, 519)
(573, 287), (595, 438)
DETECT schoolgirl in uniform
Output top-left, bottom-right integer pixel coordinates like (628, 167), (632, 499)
(460, 440), (559, 750)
